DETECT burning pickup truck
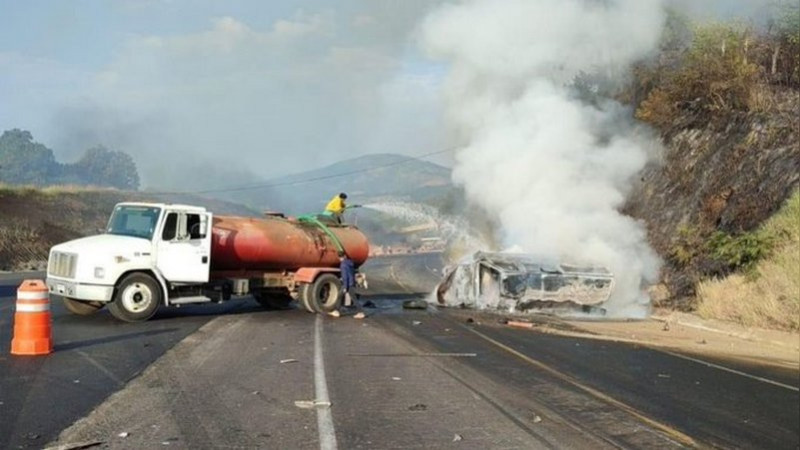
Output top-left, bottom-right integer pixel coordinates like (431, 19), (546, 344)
(435, 252), (614, 315)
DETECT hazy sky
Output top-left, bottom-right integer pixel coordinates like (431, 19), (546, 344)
(0, 0), (780, 191)
(0, 0), (447, 189)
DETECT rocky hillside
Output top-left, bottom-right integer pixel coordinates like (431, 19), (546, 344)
(622, 14), (800, 310)
(626, 88), (798, 307)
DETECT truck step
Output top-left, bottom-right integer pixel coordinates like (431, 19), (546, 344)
(169, 295), (212, 305)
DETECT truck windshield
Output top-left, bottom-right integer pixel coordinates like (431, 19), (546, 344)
(107, 206), (161, 240)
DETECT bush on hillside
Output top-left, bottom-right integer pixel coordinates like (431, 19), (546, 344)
(636, 22), (761, 128)
(0, 129), (140, 190)
(634, 2), (799, 130)
(697, 190), (800, 330)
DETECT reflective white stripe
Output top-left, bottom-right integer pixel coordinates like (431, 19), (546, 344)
(16, 303), (50, 312)
(17, 290), (49, 300)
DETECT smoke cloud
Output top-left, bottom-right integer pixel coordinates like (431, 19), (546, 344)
(420, 0), (665, 316)
(36, 2), (444, 190)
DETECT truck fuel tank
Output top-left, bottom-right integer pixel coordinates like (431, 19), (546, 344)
(210, 215), (369, 272)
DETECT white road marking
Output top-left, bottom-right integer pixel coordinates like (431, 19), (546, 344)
(661, 349), (799, 392)
(314, 314), (338, 450)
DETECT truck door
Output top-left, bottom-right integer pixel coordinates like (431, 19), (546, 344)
(156, 211), (212, 283)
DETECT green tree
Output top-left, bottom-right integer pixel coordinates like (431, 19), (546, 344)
(72, 146), (140, 190)
(0, 129), (58, 185)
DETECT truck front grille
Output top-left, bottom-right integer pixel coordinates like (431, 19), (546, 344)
(48, 252), (77, 279)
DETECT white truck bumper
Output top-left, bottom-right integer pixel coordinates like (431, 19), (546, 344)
(46, 278), (114, 302)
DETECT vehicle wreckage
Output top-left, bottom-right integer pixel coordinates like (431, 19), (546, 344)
(435, 252), (614, 315)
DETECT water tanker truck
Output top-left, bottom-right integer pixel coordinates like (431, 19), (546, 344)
(45, 203), (369, 322)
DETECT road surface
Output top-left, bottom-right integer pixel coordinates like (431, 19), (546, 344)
(1, 254), (797, 449)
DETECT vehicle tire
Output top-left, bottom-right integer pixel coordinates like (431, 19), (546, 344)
(108, 273), (162, 322)
(253, 291), (293, 310)
(63, 297), (105, 315)
(298, 283), (317, 313)
(306, 274), (343, 314)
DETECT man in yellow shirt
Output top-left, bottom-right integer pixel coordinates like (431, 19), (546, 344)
(324, 192), (347, 224)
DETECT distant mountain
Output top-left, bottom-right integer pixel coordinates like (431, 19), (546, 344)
(219, 153), (454, 215)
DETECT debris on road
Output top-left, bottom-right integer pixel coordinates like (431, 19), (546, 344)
(657, 374), (671, 378)
(392, 377), (402, 381)
(43, 441), (103, 450)
(354, 312), (366, 319)
(280, 358), (298, 364)
(294, 400), (332, 409)
(533, 415), (543, 423)
(506, 320), (534, 329)
(362, 300), (377, 308)
(408, 403), (427, 411)
(453, 434), (463, 442)
(403, 299), (428, 310)
(117, 432), (129, 438)
(412, 320), (422, 326)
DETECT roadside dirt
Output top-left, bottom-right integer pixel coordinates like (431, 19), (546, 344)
(443, 307), (799, 373)
(562, 311), (799, 371)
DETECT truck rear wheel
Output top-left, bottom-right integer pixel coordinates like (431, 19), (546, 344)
(303, 274), (342, 314)
(63, 297), (105, 315)
(298, 284), (316, 313)
(108, 273), (162, 322)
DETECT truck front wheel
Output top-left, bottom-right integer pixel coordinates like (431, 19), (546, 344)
(63, 297), (104, 315)
(303, 274), (342, 314)
(108, 273), (162, 322)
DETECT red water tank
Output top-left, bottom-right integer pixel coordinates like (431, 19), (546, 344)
(210, 215), (369, 272)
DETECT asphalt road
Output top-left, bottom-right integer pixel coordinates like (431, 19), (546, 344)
(1, 254), (798, 449)
(0, 273), (260, 449)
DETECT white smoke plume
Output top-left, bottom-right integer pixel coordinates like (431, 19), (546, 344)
(420, 0), (665, 316)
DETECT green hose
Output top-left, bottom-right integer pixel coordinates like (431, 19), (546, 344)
(297, 214), (346, 254)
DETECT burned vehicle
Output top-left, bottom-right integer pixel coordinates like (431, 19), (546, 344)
(436, 252), (614, 315)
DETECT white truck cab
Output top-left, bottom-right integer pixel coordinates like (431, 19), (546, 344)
(46, 202), (213, 321)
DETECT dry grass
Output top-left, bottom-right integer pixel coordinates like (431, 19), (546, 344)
(696, 190), (800, 331)
(0, 182), (117, 196)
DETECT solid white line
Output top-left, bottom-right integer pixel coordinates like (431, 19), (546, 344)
(661, 349), (799, 392)
(314, 314), (338, 450)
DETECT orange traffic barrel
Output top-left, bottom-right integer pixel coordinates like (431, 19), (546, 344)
(10, 279), (52, 356)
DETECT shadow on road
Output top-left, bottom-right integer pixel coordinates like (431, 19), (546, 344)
(54, 328), (179, 352)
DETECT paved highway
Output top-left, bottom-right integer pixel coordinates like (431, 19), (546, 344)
(1, 255), (798, 449)
(0, 273), (258, 449)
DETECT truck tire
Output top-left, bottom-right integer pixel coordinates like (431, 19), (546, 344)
(253, 291), (292, 310)
(63, 297), (105, 315)
(298, 283), (317, 313)
(304, 273), (343, 314)
(108, 273), (162, 322)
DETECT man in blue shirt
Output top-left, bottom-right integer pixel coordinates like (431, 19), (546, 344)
(336, 251), (365, 319)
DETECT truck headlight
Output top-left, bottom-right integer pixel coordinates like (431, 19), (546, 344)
(94, 267), (106, 279)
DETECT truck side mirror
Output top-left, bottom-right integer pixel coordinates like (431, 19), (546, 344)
(198, 214), (209, 238)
